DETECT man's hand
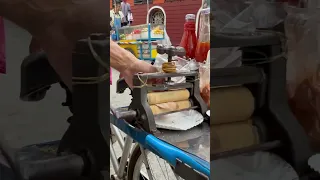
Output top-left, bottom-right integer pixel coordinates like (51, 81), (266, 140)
(120, 60), (158, 88)
(110, 41), (159, 87)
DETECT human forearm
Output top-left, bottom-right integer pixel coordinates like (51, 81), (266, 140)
(110, 40), (138, 73)
(110, 40), (158, 87)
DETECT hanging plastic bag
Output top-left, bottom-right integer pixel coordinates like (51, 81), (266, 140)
(285, 6), (320, 150)
(0, 17), (5, 74)
(213, 0), (285, 33)
(200, 63), (210, 107)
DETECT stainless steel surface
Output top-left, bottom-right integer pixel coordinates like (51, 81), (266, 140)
(157, 122), (210, 162)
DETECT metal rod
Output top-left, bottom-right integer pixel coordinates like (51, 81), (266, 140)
(118, 137), (134, 178)
(111, 125), (125, 150)
(140, 145), (154, 180)
(110, 140), (119, 173)
(135, 71), (198, 79)
(147, 83), (193, 91)
(211, 140), (282, 160)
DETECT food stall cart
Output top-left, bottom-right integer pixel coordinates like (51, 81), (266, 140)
(116, 23), (165, 61)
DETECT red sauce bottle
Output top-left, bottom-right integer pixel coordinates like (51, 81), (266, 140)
(195, 42), (210, 63)
(180, 14), (197, 59)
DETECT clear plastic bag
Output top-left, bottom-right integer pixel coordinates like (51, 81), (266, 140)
(285, 6), (320, 150)
(211, 151), (298, 180)
(200, 63), (210, 107)
(153, 54), (190, 83)
(213, 0), (286, 33)
(212, 0), (285, 70)
(211, 47), (242, 69)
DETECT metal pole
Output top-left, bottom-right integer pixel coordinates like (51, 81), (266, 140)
(147, 0), (150, 14)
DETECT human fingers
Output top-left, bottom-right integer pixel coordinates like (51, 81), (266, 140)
(131, 60), (158, 74)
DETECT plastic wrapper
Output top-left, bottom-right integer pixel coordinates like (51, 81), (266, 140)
(154, 54), (191, 83)
(213, 0), (286, 33)
(212, 0), (285, 70)
(211, 151), (298, 180)
(155, 110), (204, 131)
(200, 63), (210, 107)
(285, 6), (320, 150)
(0, 17), (5, 74)
(211, 47), (242, 69)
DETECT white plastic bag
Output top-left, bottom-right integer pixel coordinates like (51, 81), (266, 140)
(154, 54), (190, 83)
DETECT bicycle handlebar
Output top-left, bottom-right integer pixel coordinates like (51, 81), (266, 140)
(114, 108), (137, 123)
(20, 154), (84, 180)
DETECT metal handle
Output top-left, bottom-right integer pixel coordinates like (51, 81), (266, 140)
(156, 45), (186, 59)
(116, 78), (129, 94)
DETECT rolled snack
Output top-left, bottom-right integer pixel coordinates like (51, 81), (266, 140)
(150, 100), (191, 115)
(147, 89), (190, 105)
(211, 120), (260, 154)
(211, 86), (255, 125)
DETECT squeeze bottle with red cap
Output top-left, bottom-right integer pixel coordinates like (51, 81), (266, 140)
(179, 14), (197, 59)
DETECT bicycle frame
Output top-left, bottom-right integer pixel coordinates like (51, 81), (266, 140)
(109, 113), (210, 179)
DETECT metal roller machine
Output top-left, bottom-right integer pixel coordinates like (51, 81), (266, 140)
(211, 31), (320, 179)
(115, 45), (208, 135)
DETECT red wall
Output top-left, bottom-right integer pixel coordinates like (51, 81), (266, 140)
(130, 0), (201, 45)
